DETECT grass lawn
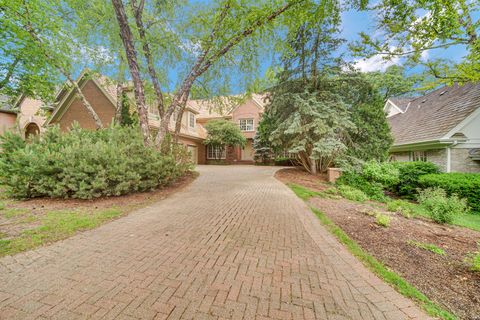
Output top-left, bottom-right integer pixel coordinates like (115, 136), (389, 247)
(0, 173), (197, 258)
(0, 208), (122, 257)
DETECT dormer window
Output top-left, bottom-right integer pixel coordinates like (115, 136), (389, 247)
(239, 118), (254, 131)
(189, 112), (195, 128)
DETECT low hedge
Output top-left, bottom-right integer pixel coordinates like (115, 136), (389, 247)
(0, 125), (192, 199)
(395, 162), (439, 197)
(419, 173), (480, 212)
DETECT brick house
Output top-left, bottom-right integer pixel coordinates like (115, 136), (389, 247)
(385, 82), (480, 173)
(0, 72), (265, 164)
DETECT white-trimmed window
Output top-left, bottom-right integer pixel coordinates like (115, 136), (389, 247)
(189, 112), (195, 128)
(411, 151), (427, 162)
(239, 118), (254, 131)
(207, 145), (226, 159)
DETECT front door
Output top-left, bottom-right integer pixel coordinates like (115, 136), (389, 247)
(241, 140), (254, 161)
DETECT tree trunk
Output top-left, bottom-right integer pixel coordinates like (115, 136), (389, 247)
(111, 0), (151, 145)
(130, 0), (165, 119)
(115, 83), (124, 124)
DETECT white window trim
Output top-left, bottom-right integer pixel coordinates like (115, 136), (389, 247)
(207, 145), (226, 159)
(239, 118), (254, 132)
(189, 112), (195, 128)
(411, 151), (427, 162)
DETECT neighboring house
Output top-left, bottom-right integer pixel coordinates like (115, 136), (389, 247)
(0, 95), (18, 135)
(1, 72), (266, 164)
(385, 83), (480, 173)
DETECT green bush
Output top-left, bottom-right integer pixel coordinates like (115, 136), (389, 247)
(375, 213), (391, 227)
(338, 185), (368, 202)
(362, 161), (399, 189)
(0, 125), (192, 199)
(419, 173), (480, 212)
(274, 157), (293, 166)
(417, 188), (468, 224)
(386, 199), (415, 218)
(336, 171), (385, 201)
(395, 162), (439, 197)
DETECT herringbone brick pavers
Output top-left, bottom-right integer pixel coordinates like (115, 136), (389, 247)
(0, 166), (431, 319)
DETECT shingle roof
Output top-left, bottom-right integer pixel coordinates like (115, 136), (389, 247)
(388, 82), (480, 145)
(0, 94), (18, 114)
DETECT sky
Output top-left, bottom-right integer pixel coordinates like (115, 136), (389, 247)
(339, 9), (468, 73)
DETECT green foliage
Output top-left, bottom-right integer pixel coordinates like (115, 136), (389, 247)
(120, 92), (135, 126)
(0, 125), (191, 199)
(346, 98), (393, 162)
(362, 161), (399, 188)
(204, 119), (246, 156)
(407, 240), (446, 256)
(417, 188), (468, 224)
(465, 243), (480, 272)
(364, 65), (422, 102)
(310, 207), (455, 320)
(338, 185), (368, 202)
(336, 170), (385, 201)
(351, 0), (479, 85)
(288, 183), (321, 201)
(419, 173), (480, 212)
(395, 162), (440, 197)
(375, 213), (391, 227)
(274, 157), (293, 166)
(386, 200), (418, 218)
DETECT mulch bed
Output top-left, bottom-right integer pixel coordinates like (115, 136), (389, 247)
(0, 172), (198, 238)
(275, 168), (480, 320)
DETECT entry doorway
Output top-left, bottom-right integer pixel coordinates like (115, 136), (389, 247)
(241, 140), (254, 161)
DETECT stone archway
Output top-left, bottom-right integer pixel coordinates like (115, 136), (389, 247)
(25, 122), (40, 139)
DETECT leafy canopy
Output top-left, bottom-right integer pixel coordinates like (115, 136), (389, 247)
(204, 119), (246, 148)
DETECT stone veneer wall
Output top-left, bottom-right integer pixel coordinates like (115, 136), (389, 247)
(451, 148), (480, 173)
(391, 149), (447, 172)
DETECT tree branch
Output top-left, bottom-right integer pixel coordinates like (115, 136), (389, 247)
(130, 0), (165, 118)
(0, 56), (21, 89)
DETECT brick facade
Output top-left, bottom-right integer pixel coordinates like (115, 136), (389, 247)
(56, 80), (116, 132)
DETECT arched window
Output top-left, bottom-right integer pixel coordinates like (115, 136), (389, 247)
(25, 123), (40, 139)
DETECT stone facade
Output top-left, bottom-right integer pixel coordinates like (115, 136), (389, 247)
(451, 148), (480, 173)
(391, 149), (447, 172)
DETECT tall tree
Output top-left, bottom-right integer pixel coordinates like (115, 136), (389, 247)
(364, 65), (422, 102)
(350, 0), (479, 83)
(110, 0), (330, 147)
(1, 0), (104, 128)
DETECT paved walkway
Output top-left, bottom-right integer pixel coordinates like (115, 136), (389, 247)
(0, 166), (430, 320)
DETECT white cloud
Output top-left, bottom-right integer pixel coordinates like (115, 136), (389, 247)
(354, 54), (401, 72)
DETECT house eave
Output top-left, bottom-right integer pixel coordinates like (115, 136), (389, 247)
(390, 140), (456, 152)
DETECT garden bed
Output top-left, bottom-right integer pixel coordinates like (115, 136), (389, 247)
(275, 168), (480, 320)
(0, 172), (197, 257)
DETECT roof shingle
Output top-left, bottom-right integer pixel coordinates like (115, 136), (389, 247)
(388, 82), (480, 145)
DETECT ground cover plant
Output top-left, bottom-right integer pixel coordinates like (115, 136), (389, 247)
(407, 240), (446, 256)
(417, 188), (468, 224)
(0, 125), (191, 199)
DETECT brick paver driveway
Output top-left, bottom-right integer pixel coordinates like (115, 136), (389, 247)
(0, 165), (430, 320)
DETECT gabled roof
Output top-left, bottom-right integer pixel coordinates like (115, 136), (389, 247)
(388, 82), (480, 146)
(388, 97), (413, 112)
(0, 94), (18, 114)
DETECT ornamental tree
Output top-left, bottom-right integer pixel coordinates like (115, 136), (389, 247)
(204, 119), (246, 160)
